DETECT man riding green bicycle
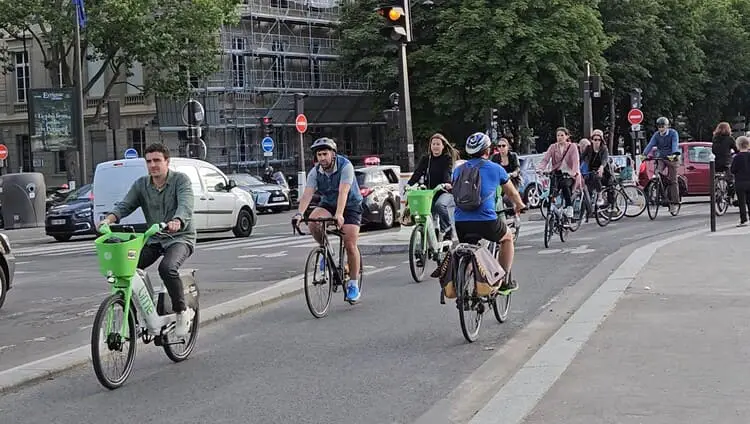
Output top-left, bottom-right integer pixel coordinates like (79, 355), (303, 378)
(98, 143), (196, 337)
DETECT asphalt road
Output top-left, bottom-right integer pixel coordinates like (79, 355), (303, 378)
(0, 209), (404, 371)
(0, 200), (734, 423)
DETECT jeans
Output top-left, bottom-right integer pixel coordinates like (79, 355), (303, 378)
(138, 242), (193, 312)
(433, 191), (455, 234)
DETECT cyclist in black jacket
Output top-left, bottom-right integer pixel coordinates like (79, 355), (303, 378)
(406, 133), (459, 238)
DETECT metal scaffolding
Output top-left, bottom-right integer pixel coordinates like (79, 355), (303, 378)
(155, 0), (393, 176)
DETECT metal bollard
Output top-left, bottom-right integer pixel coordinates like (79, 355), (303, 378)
(709, 155), (716, 232)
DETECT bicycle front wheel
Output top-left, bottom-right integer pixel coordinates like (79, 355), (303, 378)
(646, 181), (660, 220)
(304, 247), (333, 318)
(544, 213), (554, 248)
(91, 292), (137, 390)
(408, 224), (427, 282)
(492, 270), (512, 323)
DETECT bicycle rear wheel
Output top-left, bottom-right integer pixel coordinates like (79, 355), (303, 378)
(622, 185), (646, 218)
(646, 181), (660, 220)
(492, 270), (512, 323)
(91, 292), (137, 390)
(304, 247), (333, 318)
(163, 305), (200, 362)
(715, 179), (729, 216)
(457, 256), (482, 343)
(408, 224), (427, 282)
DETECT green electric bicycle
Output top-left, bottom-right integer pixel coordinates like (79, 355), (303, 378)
(91, 222), (200, 390)
(406, 184), (455, 282)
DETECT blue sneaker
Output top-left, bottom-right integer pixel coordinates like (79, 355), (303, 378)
(319, 257), (325, 272)
(345, 281), (360, 303)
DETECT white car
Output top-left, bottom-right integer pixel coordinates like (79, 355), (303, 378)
(93, 157), (257, 237)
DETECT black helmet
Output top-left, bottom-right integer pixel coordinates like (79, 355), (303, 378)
(311, 137), (337, 153)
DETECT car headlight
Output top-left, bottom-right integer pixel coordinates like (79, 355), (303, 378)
(76, 208), (93, 218)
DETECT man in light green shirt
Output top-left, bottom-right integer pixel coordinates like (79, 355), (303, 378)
(99, 143), (195, 337)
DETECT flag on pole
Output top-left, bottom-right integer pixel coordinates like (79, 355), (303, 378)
(72, 0), (87, 28)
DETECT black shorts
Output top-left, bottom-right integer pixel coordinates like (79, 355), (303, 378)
(319, 204), (362, 226)
(455, 218), (507, 243)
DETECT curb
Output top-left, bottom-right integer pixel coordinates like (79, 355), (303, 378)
(467, 222), (736, 424)
(359, 243), (408, 255)
(0, 274), (305, 395)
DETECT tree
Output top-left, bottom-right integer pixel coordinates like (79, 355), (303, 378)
(0, 0), (240, 120)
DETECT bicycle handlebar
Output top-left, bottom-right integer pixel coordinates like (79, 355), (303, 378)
(292, 216), (340, 236)
(96, 222), (169, 245)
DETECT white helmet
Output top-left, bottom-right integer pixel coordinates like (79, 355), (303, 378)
(465, 132), (491, 155)
(310, 137), (337, 153)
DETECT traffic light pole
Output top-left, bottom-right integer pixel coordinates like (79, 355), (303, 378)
(582, 61), (593, 139)
(399, 42), (415, 172)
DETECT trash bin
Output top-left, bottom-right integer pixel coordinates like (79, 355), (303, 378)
(0, 172), (46, 229)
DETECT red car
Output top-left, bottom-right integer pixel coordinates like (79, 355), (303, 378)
(638, 141), (713, 196)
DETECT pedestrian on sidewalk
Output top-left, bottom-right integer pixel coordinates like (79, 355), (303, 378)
(730, 135), (750, 226)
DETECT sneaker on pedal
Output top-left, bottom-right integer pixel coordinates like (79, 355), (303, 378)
(175, 308), (195, 338)
(345, 281), (360, 303)
(564, 206), (574, 218)
(500, 279), (518, 291)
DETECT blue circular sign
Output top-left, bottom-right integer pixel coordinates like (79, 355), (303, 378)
(124, 148), (138, 159)
(262, 137), (274, 153)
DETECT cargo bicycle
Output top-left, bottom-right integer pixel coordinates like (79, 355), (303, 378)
(91, 222), (200, 390)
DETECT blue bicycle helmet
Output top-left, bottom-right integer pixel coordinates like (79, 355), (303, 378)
(465, 132), (491, 155)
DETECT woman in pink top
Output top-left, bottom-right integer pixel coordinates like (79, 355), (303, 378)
(536, 127), (580, 217)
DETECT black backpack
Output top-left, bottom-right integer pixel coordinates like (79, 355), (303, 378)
(453, 160), (491, 211)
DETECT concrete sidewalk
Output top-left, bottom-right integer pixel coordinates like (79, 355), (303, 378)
(471, 224), (750, 424)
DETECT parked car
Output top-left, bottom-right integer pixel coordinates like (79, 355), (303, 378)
(231, 173), (291, 213)
(638, 141), (709, 196)
(93, 158), (258, 237)
(356, 165), (402, 229)
(45, 183), (96, 242)
(0, 231), (15, 310)
(518, 154), (549, 208)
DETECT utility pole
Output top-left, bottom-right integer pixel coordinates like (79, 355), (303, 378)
(582, 61), (593, 139)
(73, 0), (87, 186)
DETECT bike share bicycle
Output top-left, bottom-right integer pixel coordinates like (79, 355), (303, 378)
(91, 223), (200, 390)
(406, 183), (455, 283)
(292, 217), (363, 318)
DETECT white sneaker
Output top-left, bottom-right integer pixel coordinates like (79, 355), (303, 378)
(175, 308), (195, 338)
(564, 206), (574, 218)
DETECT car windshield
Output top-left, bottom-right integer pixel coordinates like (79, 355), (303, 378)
(232, 174), (264, 186)
(64, 184), (92, 202)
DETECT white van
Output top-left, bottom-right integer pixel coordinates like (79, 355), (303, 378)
(93, 158), (257, 237)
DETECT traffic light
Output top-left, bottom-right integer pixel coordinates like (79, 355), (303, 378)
(376, 0), (411, 43)
(490, 108), (499, 128)
(630, 88), (643, 109)
(261, 116), (273, 136)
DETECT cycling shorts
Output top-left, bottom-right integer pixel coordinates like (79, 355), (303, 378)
(455, 217), (507, 243)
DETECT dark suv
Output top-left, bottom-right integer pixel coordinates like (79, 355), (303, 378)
(0, 232), (16, 310)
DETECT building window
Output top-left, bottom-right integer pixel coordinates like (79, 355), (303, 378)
(16, 134), (32, 171)
(15, 51), (30, 103)
(232, 38), (246, 88)
(128, 128), (146, 155)
(56, 151), (67, 173)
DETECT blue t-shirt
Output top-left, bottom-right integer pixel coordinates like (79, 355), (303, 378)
(452, 158), (510, 222)
(642, 128), (679, 158)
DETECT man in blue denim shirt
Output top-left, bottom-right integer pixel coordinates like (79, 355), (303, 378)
(294, 138), (364, 303)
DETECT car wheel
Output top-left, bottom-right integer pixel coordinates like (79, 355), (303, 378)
(233, 208), (254, 238)
(53, 234), (72, 242)
(380, 201), (395, 229)
(525, 184), (542, 208)
(0, 266), (7, 310)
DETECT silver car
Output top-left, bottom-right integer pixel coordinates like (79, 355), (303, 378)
(231, 173), (291, 213)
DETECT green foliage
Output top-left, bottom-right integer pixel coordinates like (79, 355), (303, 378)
(339, 0), (750, 145)
(0, 0), (240, 106)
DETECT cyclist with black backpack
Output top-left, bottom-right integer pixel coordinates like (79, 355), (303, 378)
(452, 132), (526, 291)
